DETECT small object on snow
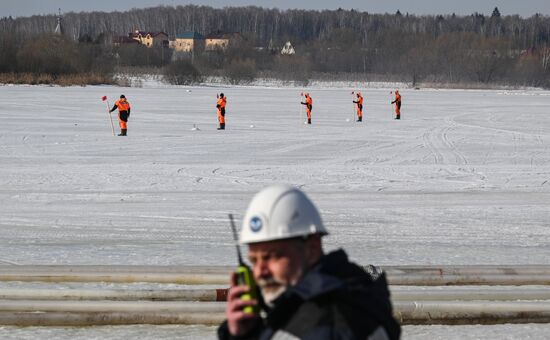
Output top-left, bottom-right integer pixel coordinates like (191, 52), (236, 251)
(191, 124), (200, 131)
(74, 123), (78, 126)
(345, 118), (351, 122)
(250, 124), (255, 128)
(186, 89), (191, 93)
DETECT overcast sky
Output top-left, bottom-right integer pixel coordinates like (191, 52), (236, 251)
(2, 0), (549, 18)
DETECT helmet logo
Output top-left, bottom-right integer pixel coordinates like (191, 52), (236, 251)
(249, 216), (263, 233)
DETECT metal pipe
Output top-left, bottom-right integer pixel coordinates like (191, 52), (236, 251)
(394, 301), (550, 325)
(387, 274), (550, 286)
(383, 265), (550, 275)
(390, 288), (550, 301)
(0, 300), (550, 326)
(1, 287), (550, 302)
(0, 300), (225, 313)
(0, 311), (225, 326)
(3, 265), (550, 275)
(0, 288), (228, 301)
(0, 266), (230, 284)
(2, 265), (550, 285)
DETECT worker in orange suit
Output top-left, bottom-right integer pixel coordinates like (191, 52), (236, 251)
(301, 93), (313, 124)
(216, 93), (227, 130)
(353, 92), (363, 122)
(391, 90), (401, 120)
(109, 94), (131, 136)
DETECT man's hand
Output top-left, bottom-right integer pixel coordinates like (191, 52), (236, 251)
(226, 272), (261, 336)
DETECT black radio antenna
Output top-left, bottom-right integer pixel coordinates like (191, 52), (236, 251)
(229, 214), (244, 265)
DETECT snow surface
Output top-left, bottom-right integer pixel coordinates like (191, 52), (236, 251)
(0, 84), (549, 338)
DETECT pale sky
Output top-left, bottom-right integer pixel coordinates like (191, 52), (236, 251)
(2, 0), (549, 18)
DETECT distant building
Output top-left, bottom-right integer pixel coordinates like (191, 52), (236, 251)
(205, 31), (242, 51)
(129, 30), (169, 48)
(54, 9), (63, 35)
(281, 41), (295, 55)
(171, 32), (205, 52)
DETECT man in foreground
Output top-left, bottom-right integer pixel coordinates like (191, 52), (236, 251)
(109, 94), (131, 136)
(301, 93), (313, 124)
(353, 92), (364, 122)
(218, 185), (400, 340)
(391, 90), (401, 120)
(217, 93), (227, 130)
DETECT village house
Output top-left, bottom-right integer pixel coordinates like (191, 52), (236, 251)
(129, 30), (169, 48)
(205, 31), (242, 51)
(281, 41), (296, 55)
(170, 32), (205, 53)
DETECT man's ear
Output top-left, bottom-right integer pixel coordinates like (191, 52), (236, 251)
(305, 234), (323, 265)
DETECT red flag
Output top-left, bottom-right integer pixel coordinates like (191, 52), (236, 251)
(101, 96), (107, 101)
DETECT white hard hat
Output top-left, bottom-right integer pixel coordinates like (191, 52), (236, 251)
(240, 185), (327, 244)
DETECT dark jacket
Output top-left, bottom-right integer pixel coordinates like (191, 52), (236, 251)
(218, 249), (401, 340)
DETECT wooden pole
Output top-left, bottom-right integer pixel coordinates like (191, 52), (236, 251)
(106, 101), (115, 136)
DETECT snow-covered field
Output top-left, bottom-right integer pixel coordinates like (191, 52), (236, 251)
(1, 84), (549, 338)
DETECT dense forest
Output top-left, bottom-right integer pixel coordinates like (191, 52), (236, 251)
(0, 5), (549, 87)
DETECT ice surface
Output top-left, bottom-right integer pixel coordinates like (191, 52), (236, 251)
(0, 84), (549, 338)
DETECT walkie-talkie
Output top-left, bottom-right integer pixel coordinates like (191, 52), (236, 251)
(229, 213), (259, 314)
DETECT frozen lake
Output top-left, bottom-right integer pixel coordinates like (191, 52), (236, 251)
(0, 84), (549, 338)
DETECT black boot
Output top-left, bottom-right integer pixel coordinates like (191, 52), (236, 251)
(357, 116), (362, 122)
(395, 115), (400, 120)
(307, 118), (311, 124)
(118, 129), (127, 136)
(217, 123), (225, 130)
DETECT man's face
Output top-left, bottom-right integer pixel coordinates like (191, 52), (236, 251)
(248, 238), (308, 305)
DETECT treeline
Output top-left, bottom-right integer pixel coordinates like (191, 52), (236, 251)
(1, 5), (549, 87)
(0, 32), (113, 85)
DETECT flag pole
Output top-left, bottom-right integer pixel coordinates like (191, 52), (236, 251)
(102, 96), (115, 136)
(299, 92), (304, 126)
(351, 91), (355, 123)
(389, 91), (394, 120)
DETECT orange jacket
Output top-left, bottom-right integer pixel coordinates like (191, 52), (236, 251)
(217, 97), (227, 109)
(301, 95), (313, 110)
(114, 99), (130, 112)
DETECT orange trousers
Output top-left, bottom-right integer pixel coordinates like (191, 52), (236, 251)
(217, 109), (225, 124)
(119, 118), (127, 129)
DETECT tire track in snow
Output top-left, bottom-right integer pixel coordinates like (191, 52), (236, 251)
(442, 117), (468, 165)
(422, 128), (444, 164)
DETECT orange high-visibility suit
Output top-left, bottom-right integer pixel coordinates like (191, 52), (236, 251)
(301, 94), (313, 124)
(353, 93), (363, 122)
(110, 96), (131, 136)
(391, 91), (401, 120)
(216, 94), (227, 130)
